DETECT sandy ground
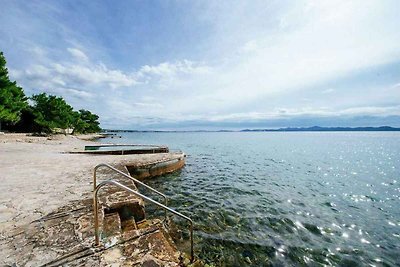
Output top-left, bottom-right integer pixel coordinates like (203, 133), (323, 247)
(0, 133), (169, 239)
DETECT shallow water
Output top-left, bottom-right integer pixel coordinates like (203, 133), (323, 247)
(102, 132), (400, 266)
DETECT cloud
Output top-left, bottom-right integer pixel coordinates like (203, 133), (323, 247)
(13, 51), (211, 95)
(64, 88), (94, 99)
(52, 63), (138, 88)
(241, 40), (259, 53)
(100, 104), (400, 130)
(338, 106), (400, 117)
(187, 0), (400, 108)
(9, 46), (215, 126)
(133, 102), (164, 108)
(67, 48), (89, 62)
(321, 88), (335, 94)
(189, 105), (400, 123)
(136, 60), (212, 90)
(2, 1), (400, 129)
(139, 60), (210, 77)
(14, 60), (139, 92)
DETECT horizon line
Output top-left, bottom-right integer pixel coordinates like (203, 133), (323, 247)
(102, 125), (400, 133)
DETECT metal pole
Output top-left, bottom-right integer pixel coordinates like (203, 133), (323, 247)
(93, 189), (99, 246)
(190, 220), (194, 262)
(93, 168), (97, 192)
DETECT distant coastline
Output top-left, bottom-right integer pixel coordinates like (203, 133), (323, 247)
(104, 126), (400, 133)
(241, 126), (400, 132)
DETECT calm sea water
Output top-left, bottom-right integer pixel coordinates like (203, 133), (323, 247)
(101, 132), (400, 266)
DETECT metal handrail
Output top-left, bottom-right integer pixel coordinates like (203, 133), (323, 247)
(94, 180), (194, 262)
(93, 163), (168, 221)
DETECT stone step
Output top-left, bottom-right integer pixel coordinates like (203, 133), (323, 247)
(103, 212), (122, 238)
(102, 226), (181, 266)
(1, 158), (189, 266)
(121, 217), (138, 232)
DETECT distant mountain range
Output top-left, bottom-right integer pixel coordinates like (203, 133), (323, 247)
(241, 126), (400, 132)
(105, 126), (400, 132)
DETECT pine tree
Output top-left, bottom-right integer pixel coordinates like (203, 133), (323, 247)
(30, 93), (75, 133)
(73, 109), (101, 134)
(0, 52), (28, 130)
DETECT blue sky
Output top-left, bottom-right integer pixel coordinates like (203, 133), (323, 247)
(1, 0), (399, 130)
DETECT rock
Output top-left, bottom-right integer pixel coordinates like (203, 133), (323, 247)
(244, 256), (252, 264)
(142, 259), (161, 267)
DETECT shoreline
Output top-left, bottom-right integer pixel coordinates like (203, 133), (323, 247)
(0, 133), (189, 266)
(0, 133), (176, 237)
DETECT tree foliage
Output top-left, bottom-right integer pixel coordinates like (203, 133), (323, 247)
(30, 93), (101, 134)
(73, 109), (101, 134)
(3, 107), (42, 133)
(1, 51), (101, 134)
(30, 93), (76, 133)
(0, 52), (28, 124)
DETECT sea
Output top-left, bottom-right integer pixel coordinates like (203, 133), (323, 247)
(100, 131), (400, 266)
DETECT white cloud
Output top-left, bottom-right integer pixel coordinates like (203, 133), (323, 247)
(137, 60), (211, 90)
(99, 104), (400, 129)
(322, 88), (335, 94)
(15, 61), (139, 91)
(179, 0), (400, 111)
(242, 40), (258, 52)
(133, 102), (164, 108)
(10, 46), (217, 127)
(67, 48), (89, 62)
(339, 106), (400, 116)
(64, 88), (94, 99)
(4, 1), (400, 129)
(161, 105), (400, 123)
(14, 52), (211, 95)
(139, 60), (209, 77)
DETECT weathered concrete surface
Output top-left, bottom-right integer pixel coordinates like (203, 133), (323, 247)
(0, 133), (185, 240)
(72, 144), (169, 155)
(126, 156), (186, 180)
(0, 162), (185, 267)
(0, 134), (190, 266)
(0, 200), (181, 266)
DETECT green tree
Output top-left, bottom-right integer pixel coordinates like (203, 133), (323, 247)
(0, 52), (28, 129)
(73, 109), (101, 134)
(30, 93), (75, 133)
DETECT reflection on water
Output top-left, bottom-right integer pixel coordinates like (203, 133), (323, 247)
(104, 132), (400, 266)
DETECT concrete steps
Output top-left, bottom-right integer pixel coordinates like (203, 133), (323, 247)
(0, 156), (196, 267)
(0, 197), (182, 266)
(0, 162), (191, 266)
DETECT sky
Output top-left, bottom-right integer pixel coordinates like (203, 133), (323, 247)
(1, 0), (399, 130)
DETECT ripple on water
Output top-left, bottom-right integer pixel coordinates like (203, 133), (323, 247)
(116, 132), (400, 266)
